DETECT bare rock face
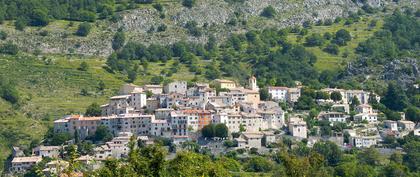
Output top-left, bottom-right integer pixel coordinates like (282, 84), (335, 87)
(345, 57), (419, 88)
(0, 0), (416, 56)
(382, 58), (419, 88)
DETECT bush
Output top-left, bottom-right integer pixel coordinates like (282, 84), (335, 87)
(0, 80), (20, 104)
(303, 20), (313, 28)
(323, 32), (332, 40)
(29, 9), (49, 26)
(333, 29), (351, 46)
(182, 0), (196, 8)
(75, 22), (92, 36)
(15, 18), (27, 31)
(324, 19), (333, 26)
(244, 156), (274, 172)
(77, 10), (96, 22)
(323, 44), (340, 55)
(261, 6), (276, 18)
(78, 61), (89, 71)
(39, 30), (49, 36)
(153, 3), (163, 12)
(0, 42), (19, 55)
(0, 31), (7, 40)
(223, 140), (237, 147)
(157, 24), (167, 32)
(85, 103), (102, 116)
(112, 31), (125, 50)
(185, 21), (202, 37)
(305, 33), (325, 46)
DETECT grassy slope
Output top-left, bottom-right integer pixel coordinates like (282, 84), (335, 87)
(287, 15), (384, 71)
(0, 53), (213, 172)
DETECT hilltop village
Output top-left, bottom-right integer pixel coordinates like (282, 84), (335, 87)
(9, 77), (419, 175)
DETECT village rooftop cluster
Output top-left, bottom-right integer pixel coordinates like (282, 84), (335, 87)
(9, 77), (420, 175)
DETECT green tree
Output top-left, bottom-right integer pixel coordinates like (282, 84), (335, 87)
(29, 9), (49, 26)
(405, 106), (419, 124)
(305, 33), (325, 46)
(323, 43), (340, 55)
(357, 147), (381, 166)
(75, 22), (92, 36)
(48, 132), (72, 146)
(313, 140), (342, 166)
(0, 30), (7, 40)
(85, 103), (101, 116)
(202, 124), (216, 138)
(295, 95), (316, 110)
(0, 78), (20, 104)
(402, 141), (420, 171)
(381, 162), (409, 177)
(168, 151), (229, 177)
(78, 61), (89, 71)
(15, 17), (27, 31)
(127, 70), (137, 83)
(390, 152), (403, 164)
(216, 157), (241, 172)
(381, 82), (408, 111)
(259, 87), (271, 101)
(334, 29), (351, 46)
(261, 6), (276, 18)
(182, 0), (196, 8)
(350, 96), (360, 109)
(112, 30), (125, 50)
(244, 156), (274, 172)
(330, 91), (342, 102)
(215, 124), (228, 138)
(91, 125), (113, 142)
(98, 80), (106, 92)
(280, 153), (310, 177)
(0, 42), (19, 55)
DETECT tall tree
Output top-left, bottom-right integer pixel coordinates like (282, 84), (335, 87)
(112, 30), (125, 50)
(92, 125), (113, 142)
(215, 124), (228, 138)
(85, 103), (101, 116)
(405, 106), (420, 124)
(381, 82), (408, 111)
(330, 91), (342, 102)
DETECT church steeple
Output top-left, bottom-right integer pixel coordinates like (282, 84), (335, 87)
(248, 76), (259, 91)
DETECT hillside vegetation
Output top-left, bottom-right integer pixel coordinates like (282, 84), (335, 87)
(0, 0), (419, 174)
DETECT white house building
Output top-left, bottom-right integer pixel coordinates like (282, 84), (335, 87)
(236, 132), (264, 149)
(32, 145), (61, 158)
(288, 117), (307, 139)
(268, 86), (288, 102)
(11, 156), (42, 173)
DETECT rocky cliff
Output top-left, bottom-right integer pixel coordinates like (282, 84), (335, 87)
(0, 0), (417, 56)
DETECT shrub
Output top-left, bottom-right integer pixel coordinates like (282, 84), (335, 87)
(15, 18), (27, 31)
(182, 0), (196, 8)
(112, 31), (125, 50)
(333, 29), (351, 46)
(323, 44), (340, 55)
(261, 6), (276, 18)
(305, 33), (325, 46)
(75, 22), (92, 36)
(0, 31), (7, 40)
(0, 42), (19, 55)
(78, 61), (89, 71)
(39, 30), (49, 36)
(0, 80), (20, 104)
(29, 9), (49, 26)
(153, 3), (163, 12)
(324, 19), (333, 26)
(157, 24), (167, 32)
